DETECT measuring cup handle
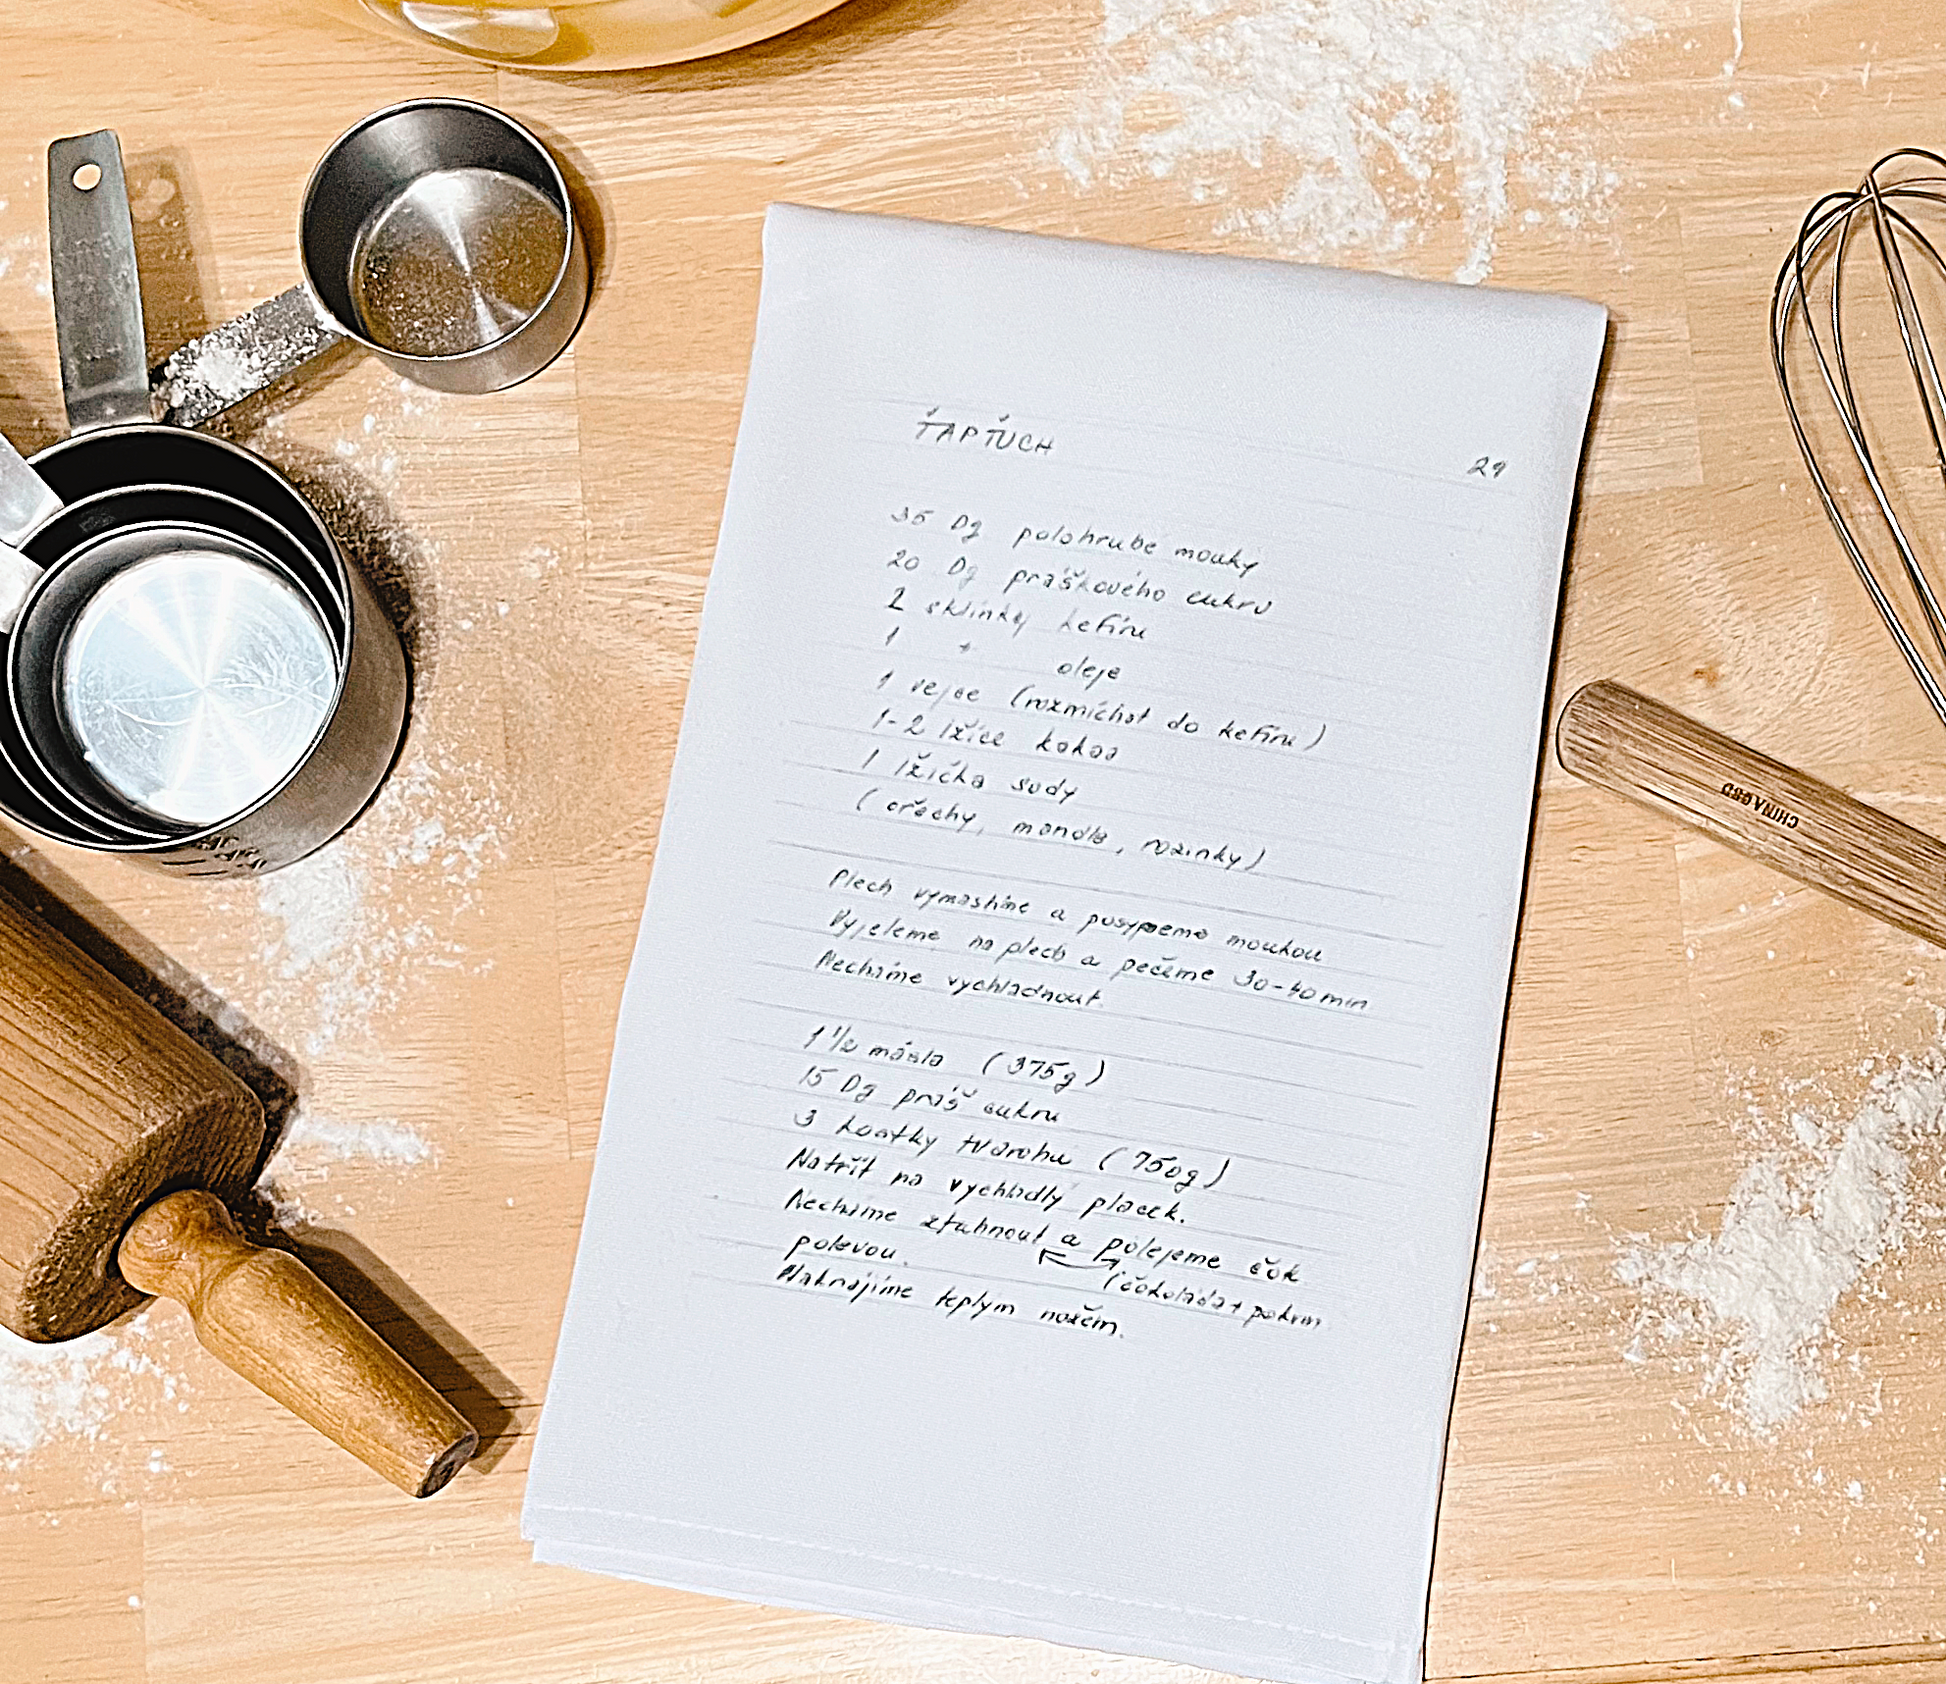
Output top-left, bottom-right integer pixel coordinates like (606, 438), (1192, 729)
(48, 131), (155, 434)
(153, 287), (346, 429)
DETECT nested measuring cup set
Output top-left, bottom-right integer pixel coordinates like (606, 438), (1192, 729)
(0, 101), (586, 877)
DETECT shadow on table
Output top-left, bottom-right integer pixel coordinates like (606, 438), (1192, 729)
(0, 318), (66, 456)
(0, 839), (300, 1127)
(271, 1222), (525, 1474)
(126, 144), (222, 368)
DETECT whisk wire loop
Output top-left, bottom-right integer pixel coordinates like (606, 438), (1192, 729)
(1773, 150), (1946, 726)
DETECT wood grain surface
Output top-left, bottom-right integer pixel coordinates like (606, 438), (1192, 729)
(6, 0), (1946, 1680)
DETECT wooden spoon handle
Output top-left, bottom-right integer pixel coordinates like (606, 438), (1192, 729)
(1556, 679), (1946, 949)
(118, 1190), (478, 1497)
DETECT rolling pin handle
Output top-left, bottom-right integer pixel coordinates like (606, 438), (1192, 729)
(118, 1190), (479, 1498)
(1557, 679), (1946, 950)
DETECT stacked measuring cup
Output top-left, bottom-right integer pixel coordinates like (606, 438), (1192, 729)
(0, 103), (586, 877)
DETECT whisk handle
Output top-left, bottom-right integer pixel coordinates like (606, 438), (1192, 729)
(1558, 680), (1946, 948)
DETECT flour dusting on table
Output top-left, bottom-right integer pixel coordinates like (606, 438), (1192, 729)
(256, 1107), (436, 1230)
(1054, 0), (1649, 280)
(0, 1313), (174, 1471)
(217, 381), (510, 1054)
(244, 747), (505, 1058)
(1617, 1056), (1946, 1434)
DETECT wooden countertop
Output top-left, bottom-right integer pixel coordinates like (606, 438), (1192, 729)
(8, 0), (1946, 1679)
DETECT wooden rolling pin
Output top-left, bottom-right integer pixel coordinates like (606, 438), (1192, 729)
(0, 886), (477, 1496)
(1557, 679), (1946, 948)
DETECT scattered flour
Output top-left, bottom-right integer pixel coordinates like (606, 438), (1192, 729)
(0, 1313), (174, 1469)
(152, 287), (341, 426)
(0, 179), (49, 308)
(240, 747), (505, 1058)
(256, 1107), (436, 1231)
(258, 848), (365, 979)
(1617, 1057), (1946, 1434)
(1053, 0), (1649, 281)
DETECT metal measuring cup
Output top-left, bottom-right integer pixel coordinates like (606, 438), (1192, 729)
(10, 491), (345, 836)
(155, 98), (589, 427)
(0, 130), (408, 877)
(0, 135), (291, 846)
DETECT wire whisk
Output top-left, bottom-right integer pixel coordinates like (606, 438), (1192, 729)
(1773, 148), (1946, 728)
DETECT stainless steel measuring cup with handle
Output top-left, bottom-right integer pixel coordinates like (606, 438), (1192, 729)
(155, 98), (589, 427)
(0, 129), (409, 878)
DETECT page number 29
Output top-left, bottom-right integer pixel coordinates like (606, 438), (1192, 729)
(1468, 456), (1507, 479)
